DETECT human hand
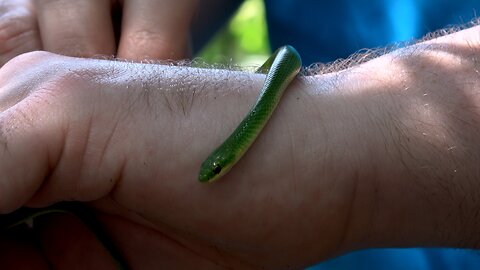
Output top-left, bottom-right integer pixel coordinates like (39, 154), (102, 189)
(1, 25), (480, 269)
(0, 50), (354, 269)
(0, 0), (198, 66)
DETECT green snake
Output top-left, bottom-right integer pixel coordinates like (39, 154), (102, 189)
(0, 45), (302, 268)
(199, 45), (302, 182)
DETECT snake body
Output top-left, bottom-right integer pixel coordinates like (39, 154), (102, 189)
(199, 45), (302, 182)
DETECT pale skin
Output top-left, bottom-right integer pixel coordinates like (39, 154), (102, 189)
(0, 22), (480, 269)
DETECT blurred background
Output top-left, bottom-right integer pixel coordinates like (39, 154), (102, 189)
(198, 0), (270, 66)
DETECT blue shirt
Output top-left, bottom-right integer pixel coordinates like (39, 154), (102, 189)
(307, 248), (480, 270)
(265, 0), (480, 65)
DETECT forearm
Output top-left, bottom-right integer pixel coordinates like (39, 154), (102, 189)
(337, 26), (480, 249)
(1, 25), (480, 268)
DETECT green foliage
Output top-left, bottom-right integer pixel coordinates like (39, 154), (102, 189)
(198, 0), (270, 66)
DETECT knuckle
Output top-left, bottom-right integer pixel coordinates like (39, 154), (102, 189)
(126, 29), (169, 50)
(2, 51), (56, 71)
(0, 51), (94, 110)
(124, 30), (186, 59)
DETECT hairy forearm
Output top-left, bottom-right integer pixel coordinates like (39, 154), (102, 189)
(1, 25), (480, 268)
(338, 26), (480, 250)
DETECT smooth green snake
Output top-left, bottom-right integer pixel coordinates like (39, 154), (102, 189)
(199, 45), (302, 182)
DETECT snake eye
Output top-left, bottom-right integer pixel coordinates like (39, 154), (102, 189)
(212, 164), (222, 175)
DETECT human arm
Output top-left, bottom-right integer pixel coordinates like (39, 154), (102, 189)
(1, 25), (480, 269)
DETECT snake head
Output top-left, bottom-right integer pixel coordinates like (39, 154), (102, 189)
(198, 149), (236, 183)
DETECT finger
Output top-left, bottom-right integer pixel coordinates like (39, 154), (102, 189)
(117, 0), (198, 60)
(36, 0), (115, 57)
(0, 0), (42, 66)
